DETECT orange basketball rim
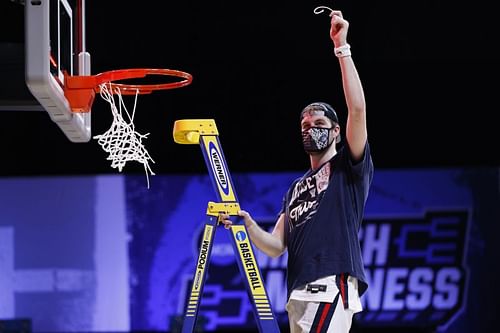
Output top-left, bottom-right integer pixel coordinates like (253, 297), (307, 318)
(63, 68), (193, 113)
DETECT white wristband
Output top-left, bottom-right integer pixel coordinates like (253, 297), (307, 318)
(334, 43), (351, 58)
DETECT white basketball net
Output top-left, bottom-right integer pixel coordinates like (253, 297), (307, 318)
(94, 82), (155, 188)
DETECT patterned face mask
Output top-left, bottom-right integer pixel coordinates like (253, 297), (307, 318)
(302, 127), (333, 153)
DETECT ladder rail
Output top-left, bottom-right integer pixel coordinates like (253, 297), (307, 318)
(174, 119), (281, 333)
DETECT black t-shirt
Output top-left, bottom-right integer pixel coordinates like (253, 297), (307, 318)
(281, 143), (374, 299)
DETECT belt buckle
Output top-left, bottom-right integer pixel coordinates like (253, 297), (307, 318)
(306, 284), (327, 293)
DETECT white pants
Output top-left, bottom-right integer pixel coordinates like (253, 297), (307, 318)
(286, 295), (354, 333)
(285, 275), (361, 333)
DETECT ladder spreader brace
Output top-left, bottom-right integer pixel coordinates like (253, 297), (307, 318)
(173, 119), (281, 333)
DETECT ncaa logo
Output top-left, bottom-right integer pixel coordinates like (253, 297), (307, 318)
(235, 231), (247, 242)
(209, 142), (230, 196)
(194, 271), (201, 290)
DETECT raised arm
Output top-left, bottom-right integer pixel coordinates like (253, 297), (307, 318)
(330, 10), (367, 161)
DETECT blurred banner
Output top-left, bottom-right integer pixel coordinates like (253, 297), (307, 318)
(0, 168), (497, 333)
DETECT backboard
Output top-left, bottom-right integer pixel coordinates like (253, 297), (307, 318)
(25, 0), (91, 142)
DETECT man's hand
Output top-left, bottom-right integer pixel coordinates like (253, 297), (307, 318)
(219, 210), (255, 230)
(329, 10), (349, 47)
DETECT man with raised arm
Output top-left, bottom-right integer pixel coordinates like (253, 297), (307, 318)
(221, 9), (373, 333)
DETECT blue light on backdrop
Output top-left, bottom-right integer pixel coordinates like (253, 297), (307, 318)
(0, 168), (497, 332)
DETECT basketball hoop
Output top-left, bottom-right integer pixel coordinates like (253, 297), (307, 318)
(63, 68), (193, 188)
(64, 68), (193, 113)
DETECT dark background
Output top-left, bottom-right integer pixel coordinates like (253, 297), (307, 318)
(0, 0), (498, 177)
(0, 2), (498, 333)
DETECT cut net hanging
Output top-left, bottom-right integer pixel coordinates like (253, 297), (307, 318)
(94, 82), (155, 188)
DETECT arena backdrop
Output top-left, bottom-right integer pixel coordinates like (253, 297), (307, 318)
(0, 168), (497, 332)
